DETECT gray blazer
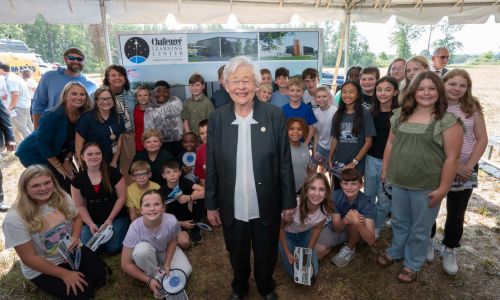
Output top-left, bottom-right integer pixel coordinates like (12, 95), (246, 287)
(205, 98), (296, 225)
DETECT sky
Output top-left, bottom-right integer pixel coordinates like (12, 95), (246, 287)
(355, 16), (500, 55)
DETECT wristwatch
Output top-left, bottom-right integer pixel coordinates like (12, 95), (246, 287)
(352, 158), (359, 166)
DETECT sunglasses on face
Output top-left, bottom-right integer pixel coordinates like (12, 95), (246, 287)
(67, 55), (84, 62)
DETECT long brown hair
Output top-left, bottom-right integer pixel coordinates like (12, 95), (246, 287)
(93, 86), (121, 124)
(14, 165), (76, 233)
(80, 142), (113, 194)
(400, 71), (447, 123)
(298, 173), (334, 225)
(443, 69), (483, 118)
(371, 76), (400, 118)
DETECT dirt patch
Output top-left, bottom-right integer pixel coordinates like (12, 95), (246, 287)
(0, 158), (498, 299)
(0, 65), (499, 299)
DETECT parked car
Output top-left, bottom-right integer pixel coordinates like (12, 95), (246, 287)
(321, 72), (345, 87)
(35, 54), (50, 76)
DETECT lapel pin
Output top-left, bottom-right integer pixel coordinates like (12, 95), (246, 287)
(261, 126), (266, 132)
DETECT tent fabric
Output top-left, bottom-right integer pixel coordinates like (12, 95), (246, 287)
(1, 0), (499, 25)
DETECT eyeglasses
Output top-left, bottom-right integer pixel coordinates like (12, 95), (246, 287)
(229, 79), (252, 87)
(390, 66), (404, 72)
(97, 96), (113, 102)
(438, 56), (450, 60)
(67, 55), (84, 62)
(133, 172), (149, 178)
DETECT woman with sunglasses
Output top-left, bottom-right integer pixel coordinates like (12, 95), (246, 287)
(75, 86), (126, 168)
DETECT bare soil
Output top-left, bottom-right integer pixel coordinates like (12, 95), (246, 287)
(0, 66), (498, 299)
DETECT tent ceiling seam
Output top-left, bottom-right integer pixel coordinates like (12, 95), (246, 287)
(67, 0), (74, 13)
(8, 0), (15, 15)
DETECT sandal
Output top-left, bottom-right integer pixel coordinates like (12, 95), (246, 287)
(397, 267), (418, 283)
(376, 252), (395, 268)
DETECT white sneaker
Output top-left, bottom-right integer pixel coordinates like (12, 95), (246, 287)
(331, 245), (355, 267)
(0, 203), (9, 212)
(385, 219), (392, 228)
(426, 239), (435, 262)
(375, 228), (381, 241)
(441, 247), (458, 275)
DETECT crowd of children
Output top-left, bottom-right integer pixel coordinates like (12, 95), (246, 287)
(1, 53), (489, 298)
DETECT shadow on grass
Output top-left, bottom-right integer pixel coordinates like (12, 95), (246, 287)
(1, 201), (499, 300)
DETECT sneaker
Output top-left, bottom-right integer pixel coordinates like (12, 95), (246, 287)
(190, 226), (203, 244)
(427, 238), (435, 262)
(385, 219), (392, 228)
(375, 228), (381, 241)
(441, 247), (458, 275)
(0, 203), (9, 213)
(331, 245), (355, 267)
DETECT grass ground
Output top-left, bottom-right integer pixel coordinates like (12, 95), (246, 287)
(0, 177), (498, 300)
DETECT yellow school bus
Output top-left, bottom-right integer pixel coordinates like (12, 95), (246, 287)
(0, 38), (41, 81)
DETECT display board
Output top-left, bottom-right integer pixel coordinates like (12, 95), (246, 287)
(117, 29), (322, 99)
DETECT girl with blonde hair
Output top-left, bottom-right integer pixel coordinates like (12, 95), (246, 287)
(399, 56), (430, 104)
(432, 69), (488, 275)
(16, 82), (92, 192)
(2, 165), (110, 299)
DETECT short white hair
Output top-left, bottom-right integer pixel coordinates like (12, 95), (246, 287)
(223, 56), (261, 86)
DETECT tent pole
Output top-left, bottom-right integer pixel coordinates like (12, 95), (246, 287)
(100, 0), (112, 65)
(343, 4), (351, 77)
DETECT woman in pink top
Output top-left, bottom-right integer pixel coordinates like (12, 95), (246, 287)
(434, 69), (488, 275)
(278, 173), (334, 279)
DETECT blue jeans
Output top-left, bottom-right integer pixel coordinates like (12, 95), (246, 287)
(364, 155), (391, 228)
(278, 229), (319, 279)
(387, 186), (441, 271)
(81, 217), (130, 255)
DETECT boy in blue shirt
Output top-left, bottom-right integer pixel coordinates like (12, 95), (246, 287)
(315, 168), (375, 267)
(270, 67), (290, 107)
(281, 77), (317, 145)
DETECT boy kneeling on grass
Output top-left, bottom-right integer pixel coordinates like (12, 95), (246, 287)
(160, 160), (205, 248)
(315, 168), (375, 267)
(121, 190), (192, 299)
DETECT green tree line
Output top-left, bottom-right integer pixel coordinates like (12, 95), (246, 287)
(2, 15), (490, 73)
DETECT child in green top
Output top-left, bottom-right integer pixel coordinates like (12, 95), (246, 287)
(182, 73), (214, 138)
(377, 71), (463, 283)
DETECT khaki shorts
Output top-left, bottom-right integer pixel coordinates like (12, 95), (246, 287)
(120, 132), (136, 184)
(317, 225), (348, 248)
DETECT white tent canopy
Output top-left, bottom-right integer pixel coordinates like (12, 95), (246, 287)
(1, 0), (499, 25)
(1, 0), (498, 75)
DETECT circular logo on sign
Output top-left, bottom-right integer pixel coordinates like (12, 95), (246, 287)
(124, 37), (149, 64)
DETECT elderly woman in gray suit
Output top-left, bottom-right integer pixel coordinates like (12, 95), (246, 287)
(205, 56), (296, 300)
